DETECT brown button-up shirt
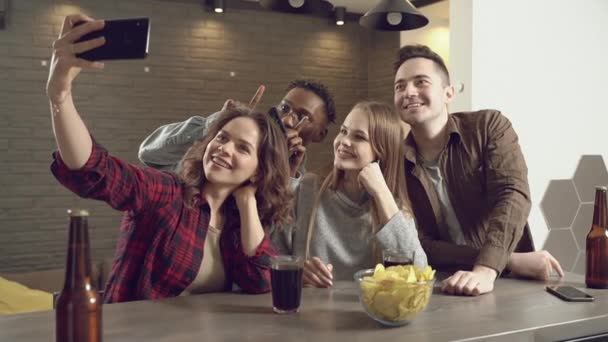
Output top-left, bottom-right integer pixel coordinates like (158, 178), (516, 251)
(405, 110), (535, 273)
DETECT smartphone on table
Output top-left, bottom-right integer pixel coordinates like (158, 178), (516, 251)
(546, 285), (595, 302)
(74, 17), (150, 61)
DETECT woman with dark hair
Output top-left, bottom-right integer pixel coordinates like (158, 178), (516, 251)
(46, 14), (293, 303)
(272, 101), (427, 287)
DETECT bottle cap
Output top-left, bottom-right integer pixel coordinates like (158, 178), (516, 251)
(67, 209), (89, 217)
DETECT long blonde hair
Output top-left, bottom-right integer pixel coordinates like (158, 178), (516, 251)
(304, 101), (411, 259)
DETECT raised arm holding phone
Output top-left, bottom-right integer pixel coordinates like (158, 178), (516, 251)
(46, 14), (294, 303)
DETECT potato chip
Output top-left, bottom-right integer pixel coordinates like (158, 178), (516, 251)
(358, 264), (435, 324)
(372, 290), (399, 320)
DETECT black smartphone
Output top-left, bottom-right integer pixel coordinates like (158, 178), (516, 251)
(546, 286), (595, 302)
(74, 18), (150, 61)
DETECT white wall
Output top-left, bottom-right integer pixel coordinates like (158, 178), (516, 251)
(450, 0), (608, 247)
(448, 0), (472, 112)
(400, 21), (450, 63)
(400, 1), (450, 63)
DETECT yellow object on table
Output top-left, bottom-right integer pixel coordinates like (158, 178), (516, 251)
(359, 264), (435, 322)
(0, 277), (53, 315)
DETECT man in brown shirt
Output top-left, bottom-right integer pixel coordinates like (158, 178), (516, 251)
(394, 45), (564, 296)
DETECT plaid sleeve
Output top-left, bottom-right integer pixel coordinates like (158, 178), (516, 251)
(50, 139), (181, 214)
(225, 233), (276, 294)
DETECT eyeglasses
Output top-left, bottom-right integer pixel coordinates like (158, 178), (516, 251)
(276, 101), (313, 123)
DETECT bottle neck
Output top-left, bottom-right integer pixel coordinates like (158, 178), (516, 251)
(64, 216), (94, 288)
(592, 189), (608, 229)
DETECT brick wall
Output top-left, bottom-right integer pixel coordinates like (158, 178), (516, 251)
(367, 30), (399, 105)
(0, 0), (399, 273)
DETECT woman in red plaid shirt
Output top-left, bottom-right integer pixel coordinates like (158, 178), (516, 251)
(46, 15), (293, 303)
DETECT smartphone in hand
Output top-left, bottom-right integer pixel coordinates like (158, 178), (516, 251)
(74, 18), (150, 61)
(546, 286), (595, 302)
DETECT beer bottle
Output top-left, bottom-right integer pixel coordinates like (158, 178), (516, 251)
(56, 209), (102, 342)
(586, 186), (608, 289)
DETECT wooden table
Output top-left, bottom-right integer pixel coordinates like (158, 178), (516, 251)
(1, 273), (607, 341)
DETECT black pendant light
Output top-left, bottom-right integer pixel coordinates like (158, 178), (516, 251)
(359, 0), (429, 31)
(213, 0), (225, 13)
(259, 0), (332, 15)
(334, 6), (346, 26)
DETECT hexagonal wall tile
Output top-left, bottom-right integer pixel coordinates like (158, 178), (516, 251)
(541, 180), (580, 229)
(572, 155), (608, 203)
(543, 229), (579, 272)
(573, 250), (586, 275)
(572, 203), (593, 251)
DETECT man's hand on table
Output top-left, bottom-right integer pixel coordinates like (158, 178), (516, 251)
(507, 251), (564, 280)
(441, 265), (497, 296)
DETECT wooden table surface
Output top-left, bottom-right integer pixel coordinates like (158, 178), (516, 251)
(2, 273), (607, 342)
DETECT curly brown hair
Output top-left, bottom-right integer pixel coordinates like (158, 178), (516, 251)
(179, 106), (294, 228)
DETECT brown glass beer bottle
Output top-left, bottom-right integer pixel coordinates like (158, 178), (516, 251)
(586, 186), (608, 289)
(56, 210), (102, 342)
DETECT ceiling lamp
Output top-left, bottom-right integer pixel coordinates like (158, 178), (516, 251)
(258, 0), (332, 15)
(334, 6), (345, 26)
(213, 0), (225, 13)
(288, 0), (305, 8)
(359, 0), (428, 31)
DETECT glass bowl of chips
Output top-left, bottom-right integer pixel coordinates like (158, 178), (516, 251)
(354, 264), (435, 326)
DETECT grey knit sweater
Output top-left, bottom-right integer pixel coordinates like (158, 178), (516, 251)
(271, 173), (428, 281)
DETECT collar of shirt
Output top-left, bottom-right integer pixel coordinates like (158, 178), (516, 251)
(403, 114), (463, 165)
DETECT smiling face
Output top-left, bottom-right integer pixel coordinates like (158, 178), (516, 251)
(333, 108), (376, 171)
(278, 87), (329, 145)
(393, 57), (454, 129)
(202, 117), (261, 188)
